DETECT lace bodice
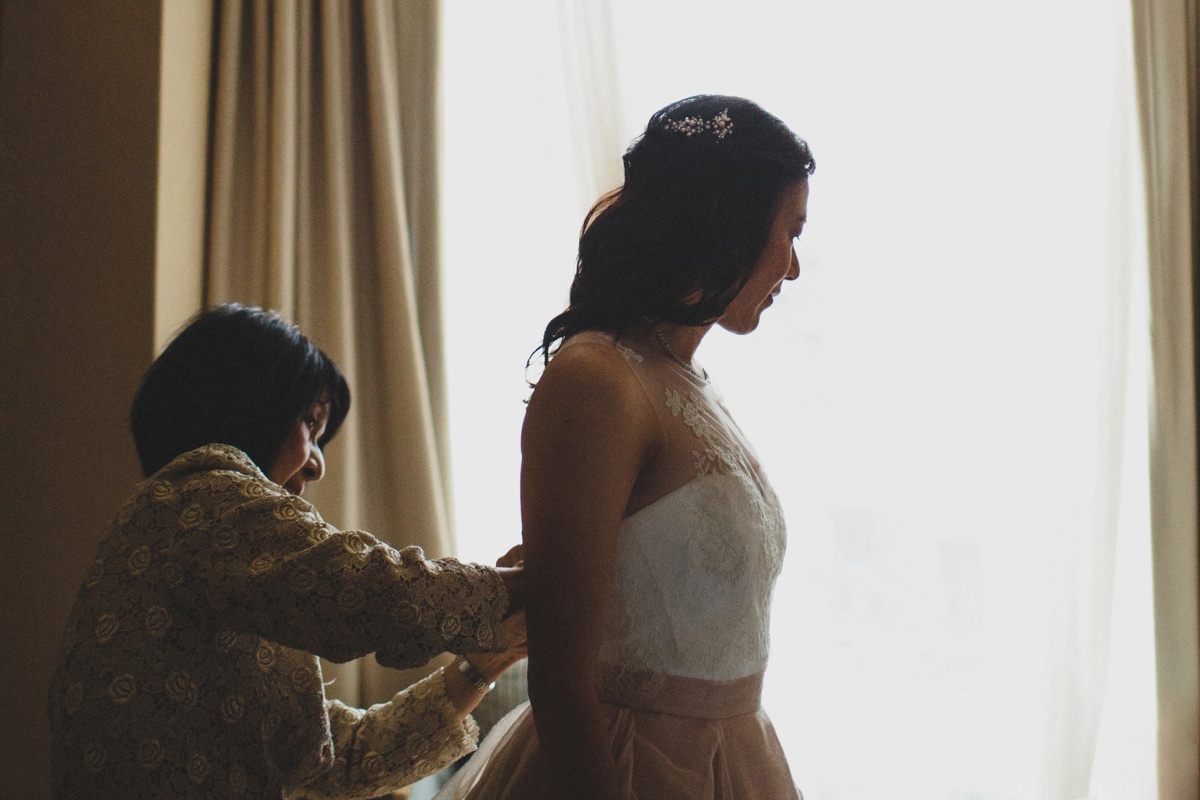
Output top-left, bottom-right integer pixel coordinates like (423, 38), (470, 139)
(562, 333), (787, 701)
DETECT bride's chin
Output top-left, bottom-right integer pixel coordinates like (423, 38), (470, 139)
(718, 318), (762, 336)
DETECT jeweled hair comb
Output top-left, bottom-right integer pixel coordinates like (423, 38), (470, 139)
(663, 108), (733, 140)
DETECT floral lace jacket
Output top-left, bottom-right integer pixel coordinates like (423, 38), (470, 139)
(48, 444), (510, 799)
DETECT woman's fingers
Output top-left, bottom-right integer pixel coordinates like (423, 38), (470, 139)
(496, 543), (524, 568)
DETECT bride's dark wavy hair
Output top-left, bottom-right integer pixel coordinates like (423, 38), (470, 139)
(535, 95), (815, 365)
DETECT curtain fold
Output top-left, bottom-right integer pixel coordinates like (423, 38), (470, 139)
(555, 0), (624, 215)
(206, 0), (450, 708)
(1130, 0), (1200, 797)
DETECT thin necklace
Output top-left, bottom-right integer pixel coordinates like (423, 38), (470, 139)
(650, 323), (710, 383)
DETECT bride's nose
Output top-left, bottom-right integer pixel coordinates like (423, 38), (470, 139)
(785, 248), (800, 281)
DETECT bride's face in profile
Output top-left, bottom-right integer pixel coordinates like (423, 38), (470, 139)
(718, 181), (809, 335)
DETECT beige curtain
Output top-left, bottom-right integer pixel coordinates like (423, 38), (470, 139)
(554, 0), (624, 215)
(206, 0), (452, 708)
(1131, 0), (1200, 797)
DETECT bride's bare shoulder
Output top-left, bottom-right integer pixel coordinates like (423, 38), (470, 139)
(533, 338), (638, 398)
(525, 336), (657, 447)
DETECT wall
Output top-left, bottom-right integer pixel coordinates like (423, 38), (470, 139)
(0, 2), (208, 796)
(156, 0), (211, 347)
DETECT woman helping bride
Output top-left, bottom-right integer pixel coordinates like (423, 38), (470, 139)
(439, 94), (814, 800)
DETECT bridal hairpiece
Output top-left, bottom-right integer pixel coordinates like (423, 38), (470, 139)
(663, 108), (733, 140)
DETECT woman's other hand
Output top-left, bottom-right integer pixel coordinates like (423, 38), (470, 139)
(497, 610), (527, 659)
(496, 543), (524, 568)
(495, 542), (525, 614)
(471, 611), (527, 685)
(444, 612), (527, 719)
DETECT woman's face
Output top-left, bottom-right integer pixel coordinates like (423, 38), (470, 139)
(718, 181), (809, 334)
(268, 397), (329, 495)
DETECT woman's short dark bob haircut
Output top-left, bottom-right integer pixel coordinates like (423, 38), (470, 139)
(130, 303), (351, 478)
(538, 94), (815, 362)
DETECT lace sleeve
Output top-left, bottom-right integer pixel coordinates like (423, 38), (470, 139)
(168, 468), (509, 667)
(283, 669), (478, 800)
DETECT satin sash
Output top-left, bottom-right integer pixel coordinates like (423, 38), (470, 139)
(596, 667), (764, 719)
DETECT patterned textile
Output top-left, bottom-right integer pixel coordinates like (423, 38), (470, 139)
(48, 444), (510, 799)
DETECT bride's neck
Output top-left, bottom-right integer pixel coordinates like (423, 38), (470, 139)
(644, 321), (711, 363)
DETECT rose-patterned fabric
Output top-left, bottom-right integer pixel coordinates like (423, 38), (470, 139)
(435, 332), (798, 800)
(48, 444), (509, 799)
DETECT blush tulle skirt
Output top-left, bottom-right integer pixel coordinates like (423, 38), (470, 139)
(433, 698), (800, 800)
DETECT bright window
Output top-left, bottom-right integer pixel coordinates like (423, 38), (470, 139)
(441, 2), (1155, 797)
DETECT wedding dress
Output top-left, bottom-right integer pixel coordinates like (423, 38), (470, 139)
(437, 331), (799, 799)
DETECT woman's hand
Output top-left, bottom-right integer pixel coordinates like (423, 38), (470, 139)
(494, 543), (526, 617)
(471, 610), (527, 676)
(496, 543), (524, 568)
(496, 610), (527, 660)
(443, 544), (528, 718)
(443, 612), (527, 719)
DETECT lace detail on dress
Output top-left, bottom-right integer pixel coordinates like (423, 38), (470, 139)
(614, 342), (645, 363)
(594, 662), (668, 707)
(661, 385), (783, 574)
(664, 387), (748, 476)
(589, 334), (788, 706)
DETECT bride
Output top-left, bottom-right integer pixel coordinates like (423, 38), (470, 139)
(440, 94), (814, 800)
